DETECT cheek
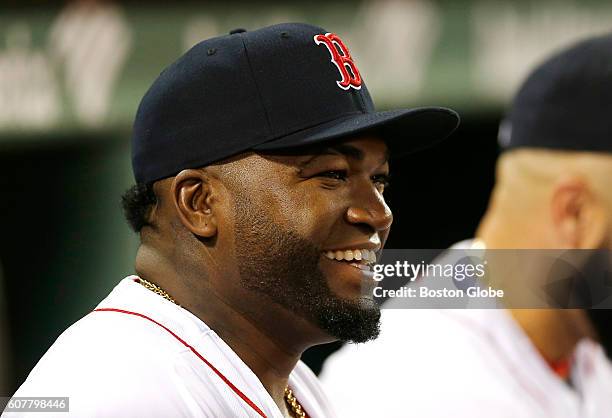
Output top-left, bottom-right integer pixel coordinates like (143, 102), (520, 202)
(262, 185), (347, 239)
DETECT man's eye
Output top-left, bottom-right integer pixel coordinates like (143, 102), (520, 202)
(317, 170), (348, 181)
(372, 174), (391, 189)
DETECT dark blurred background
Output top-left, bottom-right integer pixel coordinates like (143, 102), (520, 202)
(1, 0), (610, 394)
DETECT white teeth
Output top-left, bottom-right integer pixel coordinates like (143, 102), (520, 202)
(324, 248), (378, 264)
(361, 249), (376, 263)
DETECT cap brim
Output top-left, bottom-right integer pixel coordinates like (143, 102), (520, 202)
(252, 107), (460, 157)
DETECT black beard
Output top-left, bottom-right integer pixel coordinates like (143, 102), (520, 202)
(546, 249), (612, 358)
(586, 309), (612, 359)
(582, 250), (612, 358)
(233, 194), (380, 344)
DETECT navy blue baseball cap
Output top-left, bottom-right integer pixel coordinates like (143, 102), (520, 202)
(132, 23), (460, 183)
(499, 33), (612, 152)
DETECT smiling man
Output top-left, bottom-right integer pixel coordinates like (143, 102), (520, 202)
(4, 23), (458, 417)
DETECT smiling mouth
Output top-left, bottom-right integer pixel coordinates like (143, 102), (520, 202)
(322, 249), (377, 271)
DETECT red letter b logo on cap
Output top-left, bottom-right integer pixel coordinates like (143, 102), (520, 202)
(314, 33), (362, 91)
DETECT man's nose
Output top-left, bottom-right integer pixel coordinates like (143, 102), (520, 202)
(345, 192), (393, 231)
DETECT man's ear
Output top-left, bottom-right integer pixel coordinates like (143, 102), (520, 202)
(171, 169), (217, 238)
(550, 177), (608, 249)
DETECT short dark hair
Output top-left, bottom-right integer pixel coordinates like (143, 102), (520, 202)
(121, 183), (156, 232)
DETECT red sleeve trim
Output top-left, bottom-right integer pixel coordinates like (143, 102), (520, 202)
(93, 307), (267, 418)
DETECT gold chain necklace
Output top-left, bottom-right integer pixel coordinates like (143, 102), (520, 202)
(284, 387), (307, 417)
(136, 277), (178, 305)
(135, 277), (307, 417)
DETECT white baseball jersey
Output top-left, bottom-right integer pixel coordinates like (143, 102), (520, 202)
(3, 276), (337, 418)
(321, 242), (612, 418)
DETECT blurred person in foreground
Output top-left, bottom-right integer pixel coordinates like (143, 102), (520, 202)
(321, 34), (612, 417)
(1, 23), (458, 417)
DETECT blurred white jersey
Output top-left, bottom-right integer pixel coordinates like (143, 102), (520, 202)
(321, 242), (612, 418)
(3, 277), (336, 418)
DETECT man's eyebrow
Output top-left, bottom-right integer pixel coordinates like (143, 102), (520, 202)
(298, 143), (389, 167)
(330, 143), (365, 160)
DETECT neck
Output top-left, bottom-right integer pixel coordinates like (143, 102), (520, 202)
(476, 215), (598, 362)
(508, 309), (596, 362)
(184, 290), (304, 408)
(135, 243), (319, 414)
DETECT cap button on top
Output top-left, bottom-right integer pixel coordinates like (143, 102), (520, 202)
(229, 28), (247, 35)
